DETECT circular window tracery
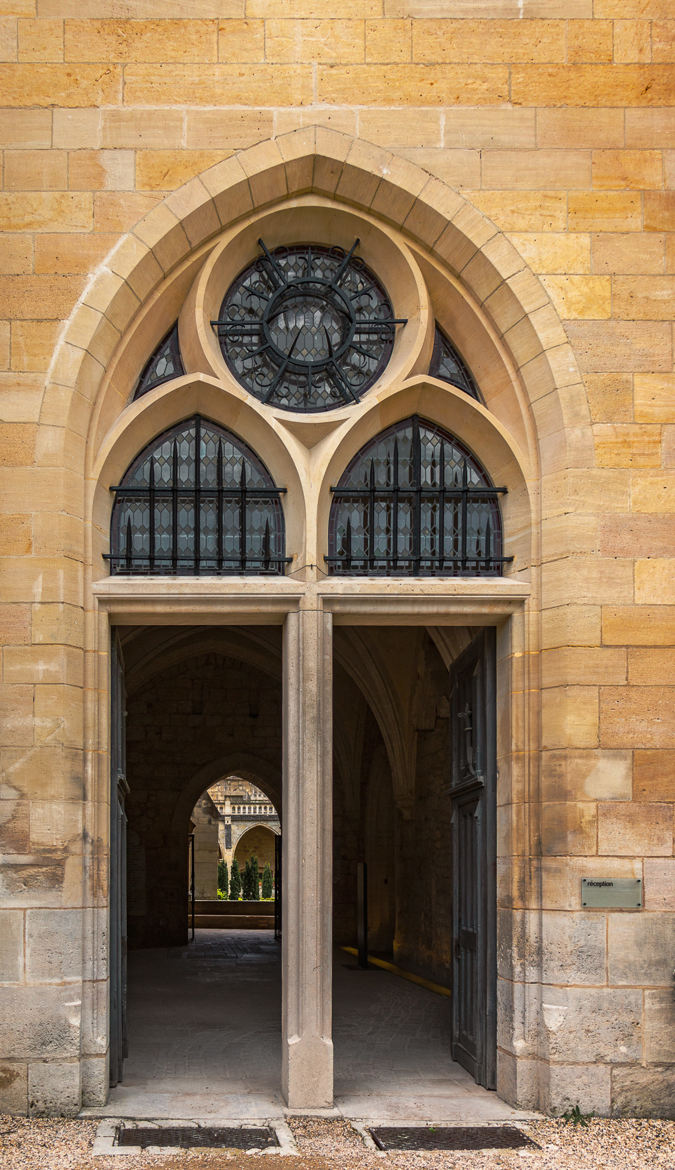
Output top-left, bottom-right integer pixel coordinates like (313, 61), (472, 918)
(211, 239), (407, 413)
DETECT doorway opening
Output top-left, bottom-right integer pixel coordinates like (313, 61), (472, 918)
(332, 624), (498, 1112)
(189, 775), (280, 930)
(109, 625), (284, 1112)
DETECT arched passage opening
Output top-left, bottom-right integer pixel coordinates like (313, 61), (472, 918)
(112, 625), (284, 1107)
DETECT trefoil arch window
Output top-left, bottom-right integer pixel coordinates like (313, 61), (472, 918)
(327, 416), (511, 577)
(107, 416), (288, 576)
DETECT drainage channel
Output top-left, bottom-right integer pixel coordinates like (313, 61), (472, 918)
(93, 1119), (296, 1156)
(368, 1125), (540, 1152)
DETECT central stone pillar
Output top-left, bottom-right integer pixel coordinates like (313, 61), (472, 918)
(281, 601), (333, 1108)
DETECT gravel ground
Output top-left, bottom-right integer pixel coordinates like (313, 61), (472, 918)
(0, 1115), (673, 1170)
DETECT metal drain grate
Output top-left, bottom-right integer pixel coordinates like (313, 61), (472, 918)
(115, 1125), (279, 1150)
(369, 1125), (539, 1152)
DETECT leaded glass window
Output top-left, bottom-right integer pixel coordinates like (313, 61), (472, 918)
(133, 323), (184, 400)
(108, 416), (288, 575)
(429, 325), (481, 402)
(327, 416), (510, 577)
(212, 240), (406, 412)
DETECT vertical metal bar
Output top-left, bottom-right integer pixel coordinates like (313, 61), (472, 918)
(461, 460), (469, 572)
(368, 460), (375, 573)
(412, 416), (421, 573)
(239, 460), (247, 572)
(217, 438), (223, 572)
(171, 439), (179, 573)
(439, 439), (446, 569)
(485, 516), (492, 574)
(125, 516), (132, 572)
(263, 517), (271, 572)
(345, 516), (352, 570)
(392, 437), (399, 571)
(148, 457), (155, 572)
(194, 416), (201, 574)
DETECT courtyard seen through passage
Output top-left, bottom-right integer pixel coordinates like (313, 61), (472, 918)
(110, 622), (502, 1115)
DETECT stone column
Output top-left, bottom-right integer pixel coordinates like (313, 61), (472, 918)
(281, 602), (333, 1108)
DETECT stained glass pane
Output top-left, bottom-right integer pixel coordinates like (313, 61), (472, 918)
(429, 325), (481, 402)
(327, 416), (508, 577)
(214, 241), (405, 413)
(108, 416), (287, 576)
(133, 323), (185, 400)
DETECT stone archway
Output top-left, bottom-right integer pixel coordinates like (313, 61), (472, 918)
(29, 128), (596, 1114)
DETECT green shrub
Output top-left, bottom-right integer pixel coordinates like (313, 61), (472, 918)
(262, 863), (273, 899)
(217, 858), (228, 897)
(250, 855), (259, 901)
(229, 858), (242, 900)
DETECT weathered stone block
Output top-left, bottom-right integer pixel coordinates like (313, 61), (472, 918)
(0, 985), (81, 1059)
(635, 560), (675, 606)
(592, 149), (663, 190)
(366, 18), (411, 62)
(644, 192), (675, 232)
(595, 424), (663, 468)
(64, 19), (217, 63)
(611, 1064), (675, 1120)
(542, 987), (642, 1063)
(512, 65), (673, 109)
(0, 63), (122, 107)
(609, 915), (675, 987)
(542, 749), (632, 803)
(546, 1063), (611, 1117)
(25, 909), (84, 983)
(28, 1059), (80, 1116)
(600, 687), (675, 750)
(125, 62), (312, 106)
(540, 274), (610, 319)
(0, 910), (23, 982)
(542, 686), (599, 749)
(592, 233), (665, 276)
(17, 19), (63, 63)
(497, 977), (540, 1058)
(644, 859), (675, 912)
(318, 63), (509, 105)
(542, 911), (606, 986)
(644, 989), (675, 1064)
(541, 801), (597, 857)
(0, 1062), (27, 1113)
(567, 19), (612, 64)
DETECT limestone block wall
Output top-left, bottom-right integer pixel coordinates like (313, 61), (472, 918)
(191, 793), (219, 901)
(0, 0), (673, 1117)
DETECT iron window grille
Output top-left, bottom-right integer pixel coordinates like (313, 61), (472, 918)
(212, 239), (406, 412)
(133, 322), (185, 400)
(107, 415), (289, 575)
(429, 325), (482, 402)
(327, 416), (511, 577)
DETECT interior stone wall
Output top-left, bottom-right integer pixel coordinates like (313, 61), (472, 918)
(191, 792), (219, 900)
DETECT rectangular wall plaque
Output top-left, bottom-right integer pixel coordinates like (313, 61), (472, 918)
(581, 878), (642, 909)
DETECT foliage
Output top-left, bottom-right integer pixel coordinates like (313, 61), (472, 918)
(217, 858), (228, 896)
(262, 862), (273, 899)
(561, 1105), (593, 1127)
(229, 858), (242, 900)
(250, 855), (259, 901)
(242, 859), (253, 900)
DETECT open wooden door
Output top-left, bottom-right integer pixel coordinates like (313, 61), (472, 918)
(450, 628), (497, 1090)
(109, 631), (128, 1087)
